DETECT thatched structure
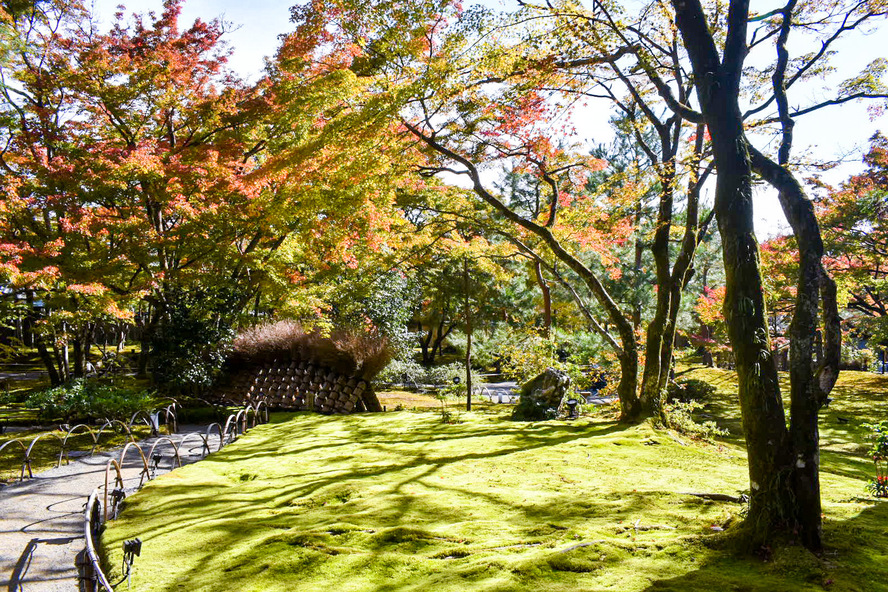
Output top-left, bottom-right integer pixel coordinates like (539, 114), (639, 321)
(210, 321), (391, 414)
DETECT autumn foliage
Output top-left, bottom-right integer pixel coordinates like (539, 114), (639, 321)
(0, 0), (412, 384)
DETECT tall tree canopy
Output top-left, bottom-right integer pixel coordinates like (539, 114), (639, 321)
(820, 133), (888, 345)
(0, 0), (415, 385)
(279, 0), (887, 552)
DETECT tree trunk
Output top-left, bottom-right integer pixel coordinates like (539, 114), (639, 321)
(632, 200), (644, 332)
(464, 257), (473, 411)
(34, 333), (62, 386)
(116, 324), (127, 354)
(655, 147), (711, 407)
(640, 154), (676, 417)
(52, 323), (70, 384)
(533, 260), (552, 340)
(25, 291), (62, 386)
(138, 304), (159, 378)
(419, 328), (432, 366)
(72, 322), (92, 379)
(640, 133), (709, 419)
(616, 346), (641, 421)
(714, 148), (794, 546)
(73, 336), (84, 378)
(749, 147), (840, 551)
(672, 0), (798, 548)
(640, 311), (668, 415)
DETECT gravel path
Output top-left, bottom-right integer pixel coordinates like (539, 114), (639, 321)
(475, 382), (616, 406)
(0, 425), (217, 592)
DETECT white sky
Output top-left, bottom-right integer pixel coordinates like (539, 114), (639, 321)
(91, 0), (887, 238)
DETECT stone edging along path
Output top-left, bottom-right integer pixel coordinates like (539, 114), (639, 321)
(0, 425), (217, 592)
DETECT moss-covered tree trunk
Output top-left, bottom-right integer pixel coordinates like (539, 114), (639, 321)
(639, 126), (710, 420)
(712, 140), (794, 544)
(670, 0), (841, 551)
(639, 164), (675, 418)
(751, 147), (840, 550)
(671, 0), (798, 548)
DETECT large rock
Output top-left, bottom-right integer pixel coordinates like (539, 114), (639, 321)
(512, 367), (571, 421)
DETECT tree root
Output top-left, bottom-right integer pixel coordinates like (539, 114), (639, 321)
(681, 492), (748, 503)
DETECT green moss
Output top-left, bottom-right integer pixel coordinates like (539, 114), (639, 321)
(100, 371), (888, 591)
(0, 424), (153, 482)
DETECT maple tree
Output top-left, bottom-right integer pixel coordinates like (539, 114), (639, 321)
(341, 1), (649, 419)
(820, 133), (888, 346)
(535, 7), (719, 418)
(0, 0), (415, 387)
(389, 179), (526, 367)
(0, 0), (270, 382)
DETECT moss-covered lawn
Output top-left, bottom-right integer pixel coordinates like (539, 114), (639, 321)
(677, 365), (888, 485)
(0, 424), (154, 483)
(101, 370), (888, 592)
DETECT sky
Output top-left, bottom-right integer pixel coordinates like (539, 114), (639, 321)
(90, 0), (887, 239)
(89, 0), (292, 80)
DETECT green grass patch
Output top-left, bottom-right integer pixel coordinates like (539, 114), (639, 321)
(0, 403), (40, 425)
(101, 369), (888, 592)
(675, 366), (888, 483)
(377, 390), (443, 410)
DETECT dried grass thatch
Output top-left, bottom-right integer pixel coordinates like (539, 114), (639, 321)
(230, 321), (392, 380)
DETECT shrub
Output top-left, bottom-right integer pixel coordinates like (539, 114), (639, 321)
(667, 378), (716, 403)
(662, 400), (728, 441)
(863, 421), (888, 498)
(151, 292), (235, 394)
(511, 397), (559, 421)
(376, 359), (479, 388)
(25, 379), (156, 423)
(231, 320), (392, 380)
(841, 344), (876, 370)
(426, 362), (478, 387)
(501, 335), (558, 383)
(376, 359), (427, 385)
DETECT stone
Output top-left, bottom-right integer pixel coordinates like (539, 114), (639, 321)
(512, 367), (572, 421)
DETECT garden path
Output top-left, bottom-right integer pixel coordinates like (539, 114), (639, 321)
(476, 381), (616, 406)
(0, 425), (214, 592)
